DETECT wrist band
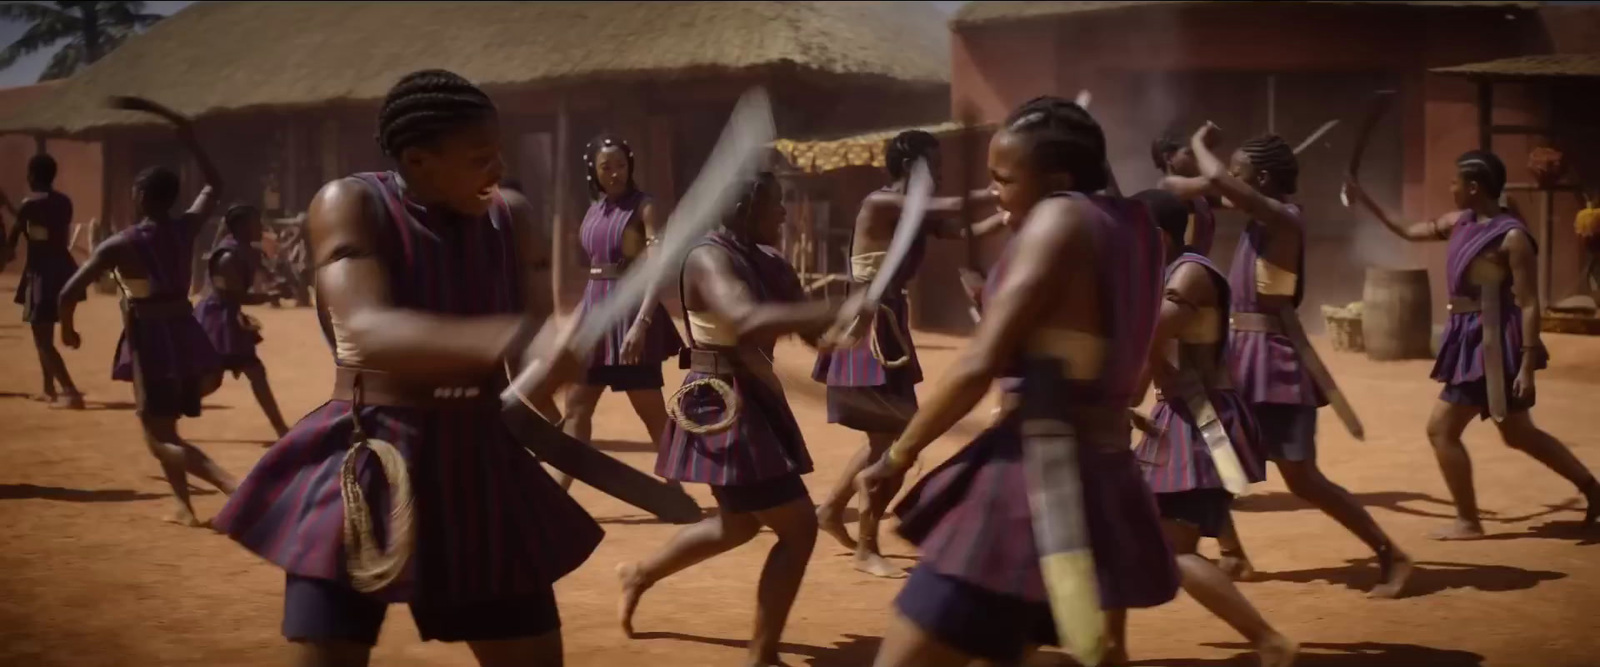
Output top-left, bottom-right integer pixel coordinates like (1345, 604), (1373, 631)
(886, 446), (915, 470)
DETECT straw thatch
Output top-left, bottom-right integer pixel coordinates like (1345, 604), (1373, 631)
(1432, 53), (1600, 80)
(954, 1), (1541, 27)
(0, 1), (949, 135)
(775, 121), (991, 174)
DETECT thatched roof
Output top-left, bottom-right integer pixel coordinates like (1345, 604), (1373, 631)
(1432, 53), (1600, 80)
(775, 121), (997, 174)
(0, 1), (950, 135)
(954, 1), (1541, 27)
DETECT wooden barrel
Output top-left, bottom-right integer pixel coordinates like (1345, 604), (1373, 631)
(1362, 268), (1433, 361)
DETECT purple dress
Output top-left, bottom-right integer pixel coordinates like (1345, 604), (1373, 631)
(1134, 253), (1267, 534)
(1433, 210), (1544, 418)
(214, 172), (602, 610)
(577, 190), (684, 388)
(13, 191), (78, 323)
(192, 236), (263, 372)
(894, 193), (1178, 622)
(109, 216), (223, 418)
(811, 226), (926, 433)
(656, 231), (812, 489)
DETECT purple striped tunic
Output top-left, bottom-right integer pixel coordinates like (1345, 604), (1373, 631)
(895, 193), (1179, 608)
(213, 172), (602, 605)
(109, 216), (222, 383)
(1135, 253), (1267, 494)
(13, 191), (78, 323)
(811, 234), (926, 387)
(192, 236), (262, 368)
(1188, 196), (1217, 256)
(656, 232), (812, 487)
(578, 191), (683, 369)
(1431, 211), (1546, 385)
(1227, 207), (1325, 407)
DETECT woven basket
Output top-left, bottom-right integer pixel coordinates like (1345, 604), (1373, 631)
(1321, 304), (1365, 353)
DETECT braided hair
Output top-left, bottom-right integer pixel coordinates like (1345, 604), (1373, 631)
(583, 133), (638, 200)
(1455, 150), (1507, 199)
(728, 170), (779, 232)
(27, 153), (57, 189)
(1131, 188), (1190, 253)
(1003, 95), (1109, 192)
(1240, 134), (1299, 195)
(375, 69), (497, 159)
(886, 130), (939, 181)
(1150, 130), (1183, 173)
(134, 165), (180, 213)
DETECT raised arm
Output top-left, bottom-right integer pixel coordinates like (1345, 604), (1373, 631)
(685, 244), (846, 345)
(310, 178), (528, 376)
(1345, 177), (1457, 242)
(1190, 123), (1299, 231)
(108, 96), (222, 218)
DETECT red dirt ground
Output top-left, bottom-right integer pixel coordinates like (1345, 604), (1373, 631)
(1, 273), (1597, 667)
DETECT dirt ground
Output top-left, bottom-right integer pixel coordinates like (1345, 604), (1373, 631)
(1, 273), (1598, 667)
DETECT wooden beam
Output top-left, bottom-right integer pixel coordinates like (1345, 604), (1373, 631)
(1477, 80), (1493, 151)
(1488, 124), (1551, 136)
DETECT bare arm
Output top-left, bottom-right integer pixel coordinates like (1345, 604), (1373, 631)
(1190, 124), (1299, 232)
(502, 188), (562, 421)
(887, 196), (1087, 465)
(58, 236), (124, 343)
(208, 249), (272, 304)
(1505, 230), (1541, 375)
(181, 123), (223, 218)
(1134, 262), (1211, 404)
(1345, 178), (1455, 242)
(310, 178), (527, 376)
(1158, 175), (1211, 201)
(686, 244), (841, 344)
(628, 200), (666, 330)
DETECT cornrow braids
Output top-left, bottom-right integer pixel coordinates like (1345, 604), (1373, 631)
(1150, 130), (1183, 173)
(135, 165), (180, 213)
(1003, 95), (1109, 193)
(886, 129), (939, 181)
(1456, 150), (1507, 199)
(582, 133), (638, 200)
(1240, 134), (1299, 195)
(375, 69), (497, 159)
(729, 170), (778, 231)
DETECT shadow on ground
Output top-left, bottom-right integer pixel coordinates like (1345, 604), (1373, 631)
(1253, 557), (1565, 597)
(0, 483), (212, 503)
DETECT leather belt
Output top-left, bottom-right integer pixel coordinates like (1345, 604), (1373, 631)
(589, 262), (627, 279)
(1447, 297), (1481, 314)
(124, 297), (194, 320)
(1230, 312), (1282, 334)
(687, 348), (742, 375)
(332, 366), (494, 410)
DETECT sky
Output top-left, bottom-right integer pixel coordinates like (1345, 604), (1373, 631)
(0, 1), (969, 90)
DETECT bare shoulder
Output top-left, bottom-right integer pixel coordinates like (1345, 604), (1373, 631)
(307, 178), (372, 234)
(1167, 260), (1215, 304)
(1502, 227), (1535, 254)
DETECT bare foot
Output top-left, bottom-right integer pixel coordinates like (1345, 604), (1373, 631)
(1218, 553), (1257, 582)
(817, 507), (858, 551)
(853, 550), (907, 579)
(30, 392), (56, 403)
(48, 393), (84, 410)
(1369, 546), (1414, 599)
(1256, 633), (1299, 667)
(617, 562), (648, 638)
(163, 507), (203, 528)
(1429, 519), (1486, 541)
(1581, 485), (1599, 528)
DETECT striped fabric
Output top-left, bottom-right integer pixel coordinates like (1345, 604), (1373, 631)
(1226, 206), (1325, 407)
(1135, 253), (1267, 494)
(577, 190), (683, 369)
(656, 232), (812, 486)
(214, 171), (603, 605)
(1431, 211), (1546, 385)
(894, 192), (1178, 608)
(1188, 196), (1217, 255)
(109, 215), (222, 383)
(12, 191), (78, 323)
(811, 235), (926, 387)
(192, 236), (262, 365)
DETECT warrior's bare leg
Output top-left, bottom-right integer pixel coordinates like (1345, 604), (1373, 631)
(557, 384), (606, 490)
(618, 506), (763, 637)
(142, 415), (238, 526)
(1495, 412), (1600, 527)
(1164, 521), (1297, 667)
(1275, 459), (1412, 598)
(1215, 513), (1256, 581)
(626, 388), (681, 489)
(1105, 609), (1128, 665)
(747, 496), (819, 667)
(468, 629), (565, 667)
(820, 431), (904, 577)
(817, 438), (874, 551)
(31, 322), (81, 408)
(291, 640), (370, 667)
(871, 612), (977, 667)
(242, 362), (290, 438)
(1425, 400), (1487, 540)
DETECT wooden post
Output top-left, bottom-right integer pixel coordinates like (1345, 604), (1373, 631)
(553, 95), (571, 312)
(1477, 80), (1493, 151)
(1540, 188), (1554, 309)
